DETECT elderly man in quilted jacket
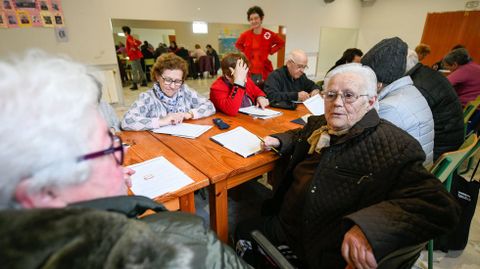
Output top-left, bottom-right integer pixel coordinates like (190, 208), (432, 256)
(235, 63), (460, 269)
(0, 51), (250, 269)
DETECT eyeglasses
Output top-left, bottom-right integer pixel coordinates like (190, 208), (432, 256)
(77, 132), (124, 165)
(161, 75), (183, 86)
(289, 58), (308, 70)
(320, 91), (369, 104)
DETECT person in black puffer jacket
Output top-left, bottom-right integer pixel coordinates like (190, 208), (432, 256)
(406, 49), (464, 160)
(235, 63), (460, 269)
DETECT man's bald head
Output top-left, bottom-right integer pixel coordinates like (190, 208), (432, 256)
(286, 49), (308, 79)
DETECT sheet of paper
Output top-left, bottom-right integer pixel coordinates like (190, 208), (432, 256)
(210, 126), (262, 158)
(152, 123), (212, 139)
(238, 106), (282, 118)
(303, 94), (325, 116)
(128, 156), (194, 199)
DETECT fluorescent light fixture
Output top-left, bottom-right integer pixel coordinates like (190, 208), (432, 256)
(192, 21), (208, 34)
(117, 32), (125, 37)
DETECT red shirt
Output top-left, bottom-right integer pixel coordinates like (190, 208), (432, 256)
(210, 76), (267, 116)
(236, 28), (285, 80)
(125, 35), (143, 61)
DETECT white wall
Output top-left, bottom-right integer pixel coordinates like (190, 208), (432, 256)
(358, 0), (467, 51)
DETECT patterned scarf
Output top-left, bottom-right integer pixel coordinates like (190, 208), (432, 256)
(153, 82), (187, 113)
(307, 125), (349, 154)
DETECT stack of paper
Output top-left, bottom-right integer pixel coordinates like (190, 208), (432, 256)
(303, 94), (325, 115)
(210, 126), (262, 158)
(128, 156), (194, 199)
(152, 123), (212, 139)
(238, 106), (282, 119)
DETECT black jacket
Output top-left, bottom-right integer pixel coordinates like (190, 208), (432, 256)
(271, 109), (460, 268)
(264, 66), (319, 102)
(407, 63), (464, 160)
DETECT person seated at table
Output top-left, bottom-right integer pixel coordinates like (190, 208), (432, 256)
(122, 53), (215, 131)
(361, 37), (434, 165)
(210, 53), (269, 116)
(234, 63), (460, 269)
(327, 48), (363, 72)
(264, 49), (320, 103)
(405, 49), (464, 161)
(443, 47), (480, 133)
(0, 50), (251, 269)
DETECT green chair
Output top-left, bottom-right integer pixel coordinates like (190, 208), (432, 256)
(462, 95), (480, 136)
(427, 133), (479, 269)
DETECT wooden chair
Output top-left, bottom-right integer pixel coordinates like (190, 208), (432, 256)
(462, 95), (480, 136)
(427, 133), (479, 269)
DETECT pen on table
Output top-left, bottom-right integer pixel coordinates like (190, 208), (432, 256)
(256, 135), (282, 156)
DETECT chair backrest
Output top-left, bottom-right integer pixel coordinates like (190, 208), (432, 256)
(430, 133), (478, 190)
(463, 95), (480, 134)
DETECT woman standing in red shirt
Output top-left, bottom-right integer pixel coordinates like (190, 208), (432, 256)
(235, 6), (285, 86)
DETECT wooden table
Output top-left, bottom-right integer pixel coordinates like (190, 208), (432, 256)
(150, 105), (309, 242)
(120, 131), (209, 213)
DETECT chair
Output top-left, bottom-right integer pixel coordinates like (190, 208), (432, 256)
(251, 230), (426, 269)
(427, 133), (479, 269)
(462, 95), (480, 136)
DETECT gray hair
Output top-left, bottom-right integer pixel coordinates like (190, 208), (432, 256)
(286, 49), (307, 64)
(405, 49), (419, 73)
(0, 50), (99, 208)
(443, 48), (471, 66)
(323, 63), (378, 98)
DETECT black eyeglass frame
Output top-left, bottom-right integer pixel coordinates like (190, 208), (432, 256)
(160, 74), (184, 86)
(76, 133), (124, 165)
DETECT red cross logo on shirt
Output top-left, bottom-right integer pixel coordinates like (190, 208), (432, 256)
(264, 32), (271, 40)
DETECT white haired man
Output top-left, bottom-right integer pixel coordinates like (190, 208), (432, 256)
(235, 63), (460, 269)
(264, 49), (321, 104)
(0, 51), (250, 269)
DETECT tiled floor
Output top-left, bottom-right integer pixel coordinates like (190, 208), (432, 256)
(114, 78), (480, 269)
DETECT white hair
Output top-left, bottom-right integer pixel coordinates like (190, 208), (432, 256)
(0, 50), (99, 208)
(286, 49), (307, 64)
(323, 63), (378, 98)
(405, 49), (419, 73)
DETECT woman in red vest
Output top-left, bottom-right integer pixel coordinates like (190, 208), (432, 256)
(235, 6), (285, 86)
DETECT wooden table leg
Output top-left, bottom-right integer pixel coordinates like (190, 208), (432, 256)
(209, 180), (228, 243)
(179, 193), (196, 213)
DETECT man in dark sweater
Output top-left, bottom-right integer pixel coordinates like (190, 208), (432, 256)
(406, 49), (464, 160)
(264, 49), (321, 103)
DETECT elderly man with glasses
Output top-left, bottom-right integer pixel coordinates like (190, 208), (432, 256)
(264, 49), (321, 105)
(0, 51), (250, 268)
(234, 63), (460, 269)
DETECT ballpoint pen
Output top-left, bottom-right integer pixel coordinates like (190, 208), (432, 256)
(256, 135), (282, 156)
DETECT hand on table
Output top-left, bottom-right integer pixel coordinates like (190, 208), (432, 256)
(256, 96), (270, 109)
(310, 89), (320, 97)
(298, 91), (310, 102)
(261, 136), (280, 151)
(342, 225), (377, 269)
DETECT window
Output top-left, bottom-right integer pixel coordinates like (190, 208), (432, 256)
(192, 21), (208, 34)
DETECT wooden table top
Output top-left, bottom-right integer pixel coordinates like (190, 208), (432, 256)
(119, 131), (209, 204)
(150, 105), (309, 184)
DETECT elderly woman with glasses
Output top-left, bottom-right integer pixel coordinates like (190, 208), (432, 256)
(0, 51), (250, 268)
(121, 53), (215, 131)
(234, 63), (460, 269)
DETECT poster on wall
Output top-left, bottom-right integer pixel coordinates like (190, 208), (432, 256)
(16, 10), (32, 27)
(0, 0), (63, 28)
(5, 10), (18, 27)
(40, 11), (53, 27)
(0, 12), (7, 28)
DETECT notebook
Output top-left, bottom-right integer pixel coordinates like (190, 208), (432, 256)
(152, 123), (212, 139)
(238, 106), (282, 119)
(210, 126), (262, 158)
(303, 94), (325, 116)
